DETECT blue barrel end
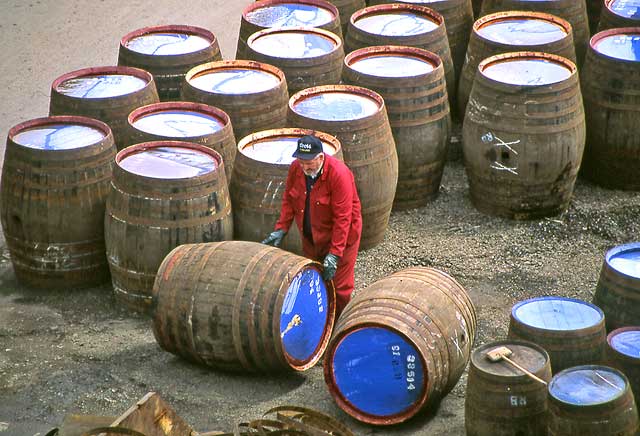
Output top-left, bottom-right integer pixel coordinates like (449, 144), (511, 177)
(606, 242), (640, 279)
(549, 365), (627, 406)
(329, 326), (425, 419)
(610, 328), (640, 359)
(280, 268), (330, 365)
(512, 296), (604, 331)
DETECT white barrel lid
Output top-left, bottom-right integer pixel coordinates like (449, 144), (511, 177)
(240, 135), (337, 164)
(550, 366), (627, 405)
(593, 33), (640, 62)
(353, 12), (439, 36)
(348, 53), (435, 77)
(609, 0), (640, 18)
(189, 68), (281, 94)
(477, 17), (568, 45)
(119, 146), (217, 179)
(482, 57), (572, 85)
(132, 109), (224, 137)
(12, 123), (106, 150)
(250, 30), (338, 58)
(124, 32), (211, 55)
(292, 91), (380, 121)
(56, 74), (147, 98)
(246, 3), (334, 27)
(512, 297), (603, 331)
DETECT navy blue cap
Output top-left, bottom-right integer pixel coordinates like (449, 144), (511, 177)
(292, 135), (323, 160)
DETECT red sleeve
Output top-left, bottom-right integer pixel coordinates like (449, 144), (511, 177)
(328, 164), (354, 258)
(275, 163), (296, 233)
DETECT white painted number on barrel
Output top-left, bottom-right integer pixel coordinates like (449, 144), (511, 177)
(407, 354), (417, 391)
(510, 395), (527, 407)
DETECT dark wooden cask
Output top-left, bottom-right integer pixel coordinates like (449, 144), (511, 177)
(329, 0), (367, 35)
(607, 327), (640, 408)
(598, 0), (640, 31)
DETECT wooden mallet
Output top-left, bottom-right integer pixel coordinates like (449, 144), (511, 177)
(486, 346), (548, 386)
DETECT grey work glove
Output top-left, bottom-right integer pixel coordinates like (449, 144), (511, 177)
(261, 229), (286, 247)
(323, 253), (339, 281)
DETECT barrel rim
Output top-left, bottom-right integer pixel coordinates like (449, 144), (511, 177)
(473, 10), (573, 44)
(115, 139), (223, 181)
(511, 295), (605, 333)
(236, 128), (342, 165)
(604, 241), (640, 279)
(323, 322), (429, 425)
(589, 27), (640, 63)
(607, 326), (640, 360)
(471, 338), (551, 379)
(7, 115), (114, 153)
(184, 60), (286, 95)
(344, 45), (442, 79)
(119, 24), (217, 57)
(604, 0), (640, 18)
(51, 65), (155, 98)
(246, 25), (343, 59)
(350, 3), (445, 32)
(478, 51), (577, 85)
(242, 0), (340, 26)
(548, 364), (630, 407)
(288, 84), (386, 121)
(127, 101), (232, 139)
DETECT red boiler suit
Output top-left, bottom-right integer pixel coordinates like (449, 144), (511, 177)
(275, 154), (362, 316)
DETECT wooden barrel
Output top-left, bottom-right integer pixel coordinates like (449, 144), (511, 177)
(229, 128), (342, 255)
(480, 0), (590, 65)
(323, 267), (477, 425)
(118, 25), (222, 101)
(0, 116), (116, 289)
(49, 66), (159, 150)
(462, 52), (585, 219)
(330, 0), (367, 35)
(342, 46), (450, 209)
(607, 327), (640, 408)
(587, 0), (604, 34)
(465, 340), (552, 436)
(152, 240), (336, 372)
(105, 141), (233, 313)
(598, 0), (640, 31)
(580, 28), (640, 190)
(508, 296), (606, 374)
(237, 0), (342, 60)
(345, 4), (456, 109)
(472, 0), (483, 18)
(593, 242), (640, 331)
(245, 27), (344, 96)
(181, 60), (289, 143)
(457, 11), (576, 118)
(547, 365), (639, 435)
(288, 84), (398, 250)
(125, 101), (236, 183)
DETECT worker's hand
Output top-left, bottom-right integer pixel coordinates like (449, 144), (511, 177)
(322, 253), (339, 281)
(261, 229), (286, 247)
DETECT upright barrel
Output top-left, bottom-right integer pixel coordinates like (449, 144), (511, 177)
(607, 327), (640, 407)
(49, 66), (159, 150)
(245, 27), (344, 96)
(598, 0), (640, 31)
(323, 267), (477, 425)
(126, 101), (236, 183)
(288, 84), (398, 250)
(182, 60), (289, 142)
(580, 28), (640, 190)
(152, 241), (335, 373)
(236, 0), (342, 59)
(0, 116), (116, 289)
(331, 0), (367, 35)
(587, 0), (604, 33)
(480, 0), (590, 65)
(342, 46), (451, 209)
(345, 4), (456, 107)
(457, 11), (576, 118)
(118, 25), (222, 101)
(465, 340), (552, 436)
(548, 365), (639, 435)
(508, 296), (606, 373)
(229, 128), (342, 255)
(462, 52), (585, 219)
(105, 141), (233, 313)
(593, 242), (640, 331)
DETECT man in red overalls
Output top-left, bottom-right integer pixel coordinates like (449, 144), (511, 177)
(262, 135), (362, 317)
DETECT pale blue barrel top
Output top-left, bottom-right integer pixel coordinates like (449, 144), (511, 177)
(56, 74), (147, 98)
(119, 146), (217, 179)
(549, 366), (627, 405)
(609, 0), (640, 18)
(132, 110), (224, 138)
(250, 31), (338, 58)
(353, 12), (439, 36)
(477, 17), (568, 45)
(12, 124), (105, 150)
(240, 136), (337, 164)
(593, 33), (640, 62)
(280, 268), (330, 362)
(481, 57), (573, 85)
(610, 328), (640, 359)
(331, 326), (425, 417)
(124, 32), (211, 55)
(189, 68), (281, 94)
(291, 91), (380, 121)
(348, 53), (436, 77)
(246, 3), (334, 27)
(606, 242), (640, 279)
(512, 296), (604, 331)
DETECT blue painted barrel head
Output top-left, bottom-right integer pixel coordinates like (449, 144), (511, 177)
(12, 124), (105, 150)
(594, 33), (640, 62)
(292, 91), (380, 121)
(481, 58), (572, 86)
(330, 326), (425, 417)
(250, 31), (338, 59)
(189, 68), (281, 94)
(240, 135), (337, 164)
(354, 12), (439, 36)
(280, 267), (330, 364)
(610, 0), (640, 19)
(512, 296), (604, 331)
(610, 328), (640, 358)
(125, 32), (211, 55)
(606, 242), (640, 278)
(56, 74), (147, 98)
(549, 366), (627, 405)
(132, 110), (224, 138)
(246, 3), (334, 28)
(477, 17), (568, 45)
(119, 146), (217, 179)
(348, 54), (435, 77)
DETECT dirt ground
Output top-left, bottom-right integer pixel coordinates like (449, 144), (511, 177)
(1, 1), (640, 435)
